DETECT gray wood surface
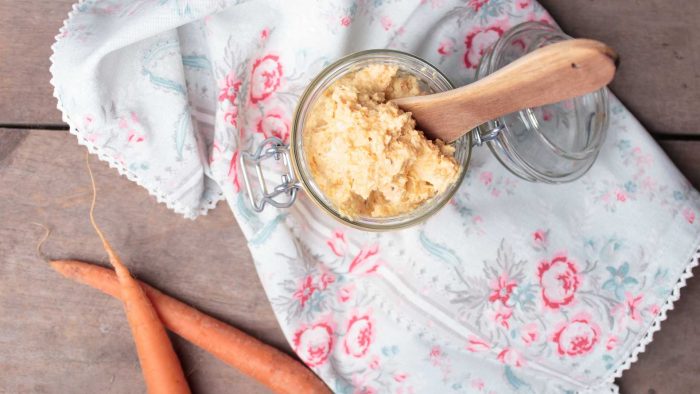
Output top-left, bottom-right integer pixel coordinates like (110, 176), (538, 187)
(539, 0), (700, 135)
(0, 0), (72, 126)
(0, 130), (282, 393)
(0, 1), (699, 394)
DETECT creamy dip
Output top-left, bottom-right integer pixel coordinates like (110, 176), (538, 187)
(303, 64), (459, 218)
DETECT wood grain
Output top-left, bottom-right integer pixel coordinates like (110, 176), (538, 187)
(539, 0), (700, 135)
(394, 39), (616, 142)
(0, 129), (282, 394)
(0, 1), (74, 126)
(658, 140), (700, 190)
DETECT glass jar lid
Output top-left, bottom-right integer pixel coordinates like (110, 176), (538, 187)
(475, 22), (609, 183)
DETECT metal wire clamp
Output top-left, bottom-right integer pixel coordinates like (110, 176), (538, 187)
(240, 137), (299, 212)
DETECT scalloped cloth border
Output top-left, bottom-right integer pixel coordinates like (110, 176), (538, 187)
(49, 0), (225, 220)
(600, 247), (700, 393)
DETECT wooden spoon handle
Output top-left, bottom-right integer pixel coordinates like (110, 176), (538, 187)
(393, 39), (618, 142)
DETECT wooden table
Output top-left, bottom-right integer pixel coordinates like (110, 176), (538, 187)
(1, 1), (698, 393)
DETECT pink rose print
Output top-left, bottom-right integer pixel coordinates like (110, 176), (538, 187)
(537, 254), (580, 309)
(437, 38), (454, 56)
(606, 336), (618, 351)
(223, 106), (239, 127)
(464, 23), (506, 69)
(319, 272), (335, 290)
(260, 28), (269, 40)
(228, 150), (241, 192)
(344, 314), (373, 357)
(648, 304), (660, 315)
(683, 208), (696, 224)
(541, 108), (553, 122)
(119, 112), (145, 143)
(521, 322), (539, 345)
(340, 16), (351, 27)
(468, 0), (488, 12)
(394, 373), (407, 383)
(526, 12), (554, 25)
(380, 16), (393, 31)
(349, 244), (382, 274)
(497, 348), (524, 367)
(429, 345), (442, 364)
(471, 378), (485, 390)
(466, 336), (490, 352)
(490, 303), (512, 329)
(479, 171), (493, 185)
(533, 229), (548, 249)
(218, 71), (242, 103)
(551, 313), (600, 356)
(369, 355), (380, 369)
(250, 54), (283, 104)
(327, 229), (347, 257)
(616, 190), (627, 202)
(625, 293), (643, 321)
(517, 0), (532, 9)
(293, 322), (334, 367)
(338, 283), (355, 303)
(293, 276), (317, 307)
(256, 109), (290, 142)
(219, 72), (242, 128)
(488, 274), (517, 304)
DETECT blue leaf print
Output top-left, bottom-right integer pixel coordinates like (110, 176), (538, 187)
(504, 366), (533, 393)
(619, 262), (629, 276)
(603, 262), (638, 300)
(143, 69), (187, 95)
(250, 214), (287, 246)
(616, 139), (631, 151)
(419, 231), (461, 266)
(182, 55), (212, 71)
(603, 354), (614, 370)
(236, 193), (257, 224)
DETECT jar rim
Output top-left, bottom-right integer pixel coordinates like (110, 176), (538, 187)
(289, 49), (471, 231)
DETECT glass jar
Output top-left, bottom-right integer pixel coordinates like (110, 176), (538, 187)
(475, 22), (609, 182)
(240, 22), (609, 231)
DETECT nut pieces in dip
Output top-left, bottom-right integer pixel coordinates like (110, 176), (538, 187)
(303, 64), (459, 218)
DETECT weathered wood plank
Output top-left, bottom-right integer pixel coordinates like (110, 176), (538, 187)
(540, 0), (700, 135)
(0, 1), (73, 125)
(0, 129), (282, 393)
(658, 140), (700, 189)
(2, 0), (699, 137)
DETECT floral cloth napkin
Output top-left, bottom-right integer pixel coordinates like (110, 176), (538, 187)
(51, 0), (700, 392)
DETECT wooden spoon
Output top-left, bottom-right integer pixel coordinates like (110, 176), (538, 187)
(391, 39), (618, 143)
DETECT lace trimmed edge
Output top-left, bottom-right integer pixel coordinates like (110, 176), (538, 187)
(48, 0), (224, 220)
(603, 246), (700, 393)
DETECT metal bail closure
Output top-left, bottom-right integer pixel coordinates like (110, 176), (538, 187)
(471, 122), (505, 147)
(240, 137), (299, 212)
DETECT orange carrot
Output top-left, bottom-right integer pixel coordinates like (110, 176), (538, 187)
(50, 259), (331, 394)
(86, 156), (190, 394)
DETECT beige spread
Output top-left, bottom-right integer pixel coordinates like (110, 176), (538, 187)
(303, 64), (459, 218)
